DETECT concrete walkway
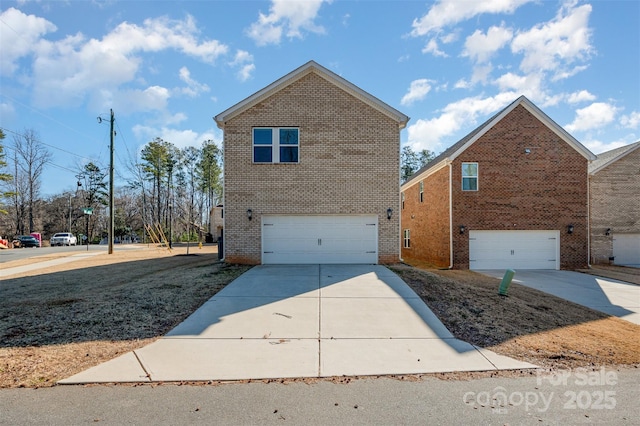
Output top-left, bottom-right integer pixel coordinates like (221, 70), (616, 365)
(478, 270), (640, 325)
(60, 265), (535, 384)
(0, 251), (103, 278)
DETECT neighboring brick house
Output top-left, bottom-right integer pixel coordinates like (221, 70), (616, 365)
(589, 141), (640, 266)
(401, 96), (595, 270)
(214, 61), (408, 264)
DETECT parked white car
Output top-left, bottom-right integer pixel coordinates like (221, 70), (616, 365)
(50, 232), (77, 246)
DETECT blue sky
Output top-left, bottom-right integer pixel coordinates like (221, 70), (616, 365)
(1, 0), (639, 196)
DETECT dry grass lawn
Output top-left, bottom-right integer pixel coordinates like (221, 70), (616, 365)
(391, 263), (640, 371)
(0, 245), (250, 388)
(1, 247), (638, 388)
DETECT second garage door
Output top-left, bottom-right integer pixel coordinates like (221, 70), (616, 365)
(262, 215), (378, 264)
(469, 230), (559, 270)
(613, 234), (640, 266)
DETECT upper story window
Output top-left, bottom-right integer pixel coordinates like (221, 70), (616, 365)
(419, 181), (424, 203)
(253, 128), (299, 163)
(462, 162), (478, 191)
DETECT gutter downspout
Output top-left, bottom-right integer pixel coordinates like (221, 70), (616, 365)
(449, 162), (454, 269)
(587, 172), (591, 268)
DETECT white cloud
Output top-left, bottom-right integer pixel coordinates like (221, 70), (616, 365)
(230, 50), (255, 81)
(411, 0), (532, 37)
(177, 67), (210, 97)
(462, 25), (513, 64)
(422, 38), (447, 57)
(102, 15), (228, 62)
(132, 125), (221, 150)
(247, 0), (330, 46)
(440, 31), (459, 44)
(18, 13), (227, 110)
(567, 90), (596, 104)
(406, 92), (517, 152)
(454, 79), (470, 90)
(565, 102), (618, 133)
(401, 79), (434, 106)
(237, 64), (256, 82)
(0, 8), (57, 76)
(620, 111), (640, 129)
(91, 85), (171, 114)
(494, 72), (543, 98)
(581, 138), (628, 155)
(511, 2), (593, 80)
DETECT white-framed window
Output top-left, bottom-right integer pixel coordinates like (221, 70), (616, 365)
(462, 162), (478, 191)
(401, 192), (405, 209)
(403, 229), (410, 248)
(419, 181), (424, 203)
(253, 128), (299, 163)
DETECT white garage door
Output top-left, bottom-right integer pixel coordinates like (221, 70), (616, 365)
(262, 215), (378, 264)
(613, 234), (640, 266)
(469, 230), (559, 270)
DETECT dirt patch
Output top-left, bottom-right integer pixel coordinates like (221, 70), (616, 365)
(391, 264), (640, 371)
(0, 245), (250, 387)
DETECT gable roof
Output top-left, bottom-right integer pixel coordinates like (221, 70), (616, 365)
(214, 60), (409, 129)
(589, 141), (640, 175)
(402, 95), (596, 188)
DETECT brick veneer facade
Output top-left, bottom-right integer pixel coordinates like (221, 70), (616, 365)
(402, 104), (590, 269)
(221, 72), (402, 264)
(590, 146), (640, 264)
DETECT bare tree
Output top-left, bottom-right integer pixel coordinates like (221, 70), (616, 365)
(0, 129), (14, 216)
(12, 129), (51, 233)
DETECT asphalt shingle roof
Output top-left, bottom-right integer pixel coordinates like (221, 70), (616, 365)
(589, 141), (640, 174)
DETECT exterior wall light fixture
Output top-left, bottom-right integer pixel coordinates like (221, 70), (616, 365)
(605, 228), (611, 236)
(459, 225), (466, 234)
(247, 209), (252, 221)
(567, 224), (574, 234)
(387, 208), (393, 220)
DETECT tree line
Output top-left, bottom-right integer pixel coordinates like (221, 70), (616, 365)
(0, 129), (222, 244)
(0, 128), (431, 244)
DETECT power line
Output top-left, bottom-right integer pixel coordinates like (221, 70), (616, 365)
(0, 141), (78, 174)
(0, 126), (87, 160)
(0, 93), (101, 147)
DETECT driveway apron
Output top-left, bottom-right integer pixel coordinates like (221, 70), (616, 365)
(60, 265), (535, 384)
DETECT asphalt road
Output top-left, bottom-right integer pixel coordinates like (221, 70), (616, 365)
(1, 367), (637, 425)
(0, 244), (109, 264)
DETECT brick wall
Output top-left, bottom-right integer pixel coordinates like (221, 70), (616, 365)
(452, 105), (589, 269)
(223, 72), (401, 264)
(400, 104), (590, 270)
(590, 147), (640, 264)
(401, 166), (451, 268)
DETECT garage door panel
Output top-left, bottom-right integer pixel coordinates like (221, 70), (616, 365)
(262, 215), (378, 264)
(469, 230), (559, 270)
(613, 234), (640, 265)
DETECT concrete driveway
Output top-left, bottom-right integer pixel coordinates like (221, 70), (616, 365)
(478, 270), (640, 325)
(60, 265), (534, 384)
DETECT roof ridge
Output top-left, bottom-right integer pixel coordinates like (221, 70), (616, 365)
(215, 61), (409, 129)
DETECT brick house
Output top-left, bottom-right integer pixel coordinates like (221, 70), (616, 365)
(589, 141), (640, 266)
(401, 96), (595, 270)
(214, 61), (408, 264)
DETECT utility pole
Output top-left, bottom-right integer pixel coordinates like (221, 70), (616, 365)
(108, 109), (114, 255)
(97, 109), (115, 254)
